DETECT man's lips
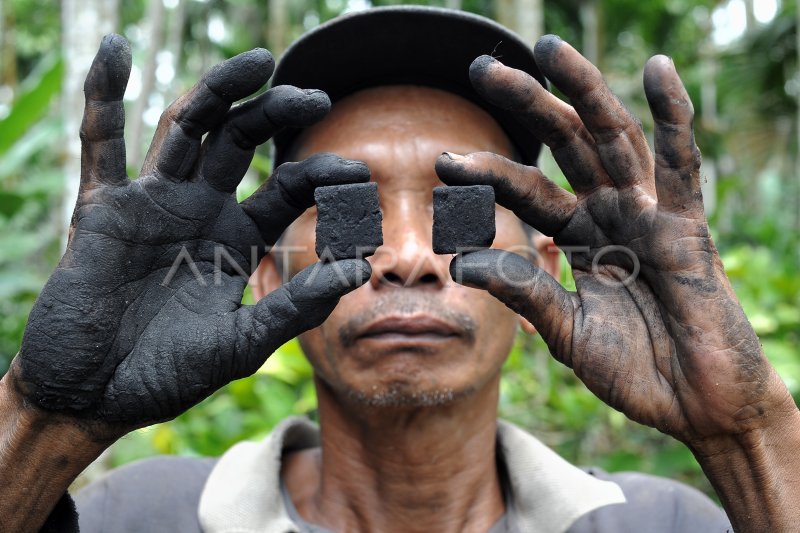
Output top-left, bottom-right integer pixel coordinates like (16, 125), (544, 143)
(355, 315), (464, 342)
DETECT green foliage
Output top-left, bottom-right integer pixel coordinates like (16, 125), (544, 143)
(722, 244), (800, 401)
(0, 51), (64, 372)
(4, 0), (61, 75)
(0, 56), (62, 155)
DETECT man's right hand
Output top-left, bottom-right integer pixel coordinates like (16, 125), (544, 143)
(5, 34), (371, 440)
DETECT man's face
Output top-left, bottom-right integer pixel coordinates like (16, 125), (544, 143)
(276, 85), (530, 407)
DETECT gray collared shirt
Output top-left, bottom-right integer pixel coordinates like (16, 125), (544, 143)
(75, 417), (731, 532)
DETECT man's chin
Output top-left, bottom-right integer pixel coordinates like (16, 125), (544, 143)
(342, 382), (477, 408)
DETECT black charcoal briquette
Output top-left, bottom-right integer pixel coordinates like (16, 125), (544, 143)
(315, 182), (383, 260)
(432, 185), (495, 254)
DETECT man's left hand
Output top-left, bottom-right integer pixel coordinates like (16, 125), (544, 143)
(436, 35), (800, 532)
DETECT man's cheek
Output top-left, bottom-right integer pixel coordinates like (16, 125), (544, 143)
(326, 284), (369, 321)
(459, 284), (519, 330)
(281, 214), (318, 275)
(281, 245), (319, 278)
(297, 327), (331, 374)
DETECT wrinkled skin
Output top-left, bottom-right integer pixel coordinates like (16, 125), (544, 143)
(9, 35), (371, 438)
(436, 36), (798, 450)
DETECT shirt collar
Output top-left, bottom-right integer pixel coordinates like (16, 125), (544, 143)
(198, 416), (625, 533)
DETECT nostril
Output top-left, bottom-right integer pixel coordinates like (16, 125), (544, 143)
(419, 273), (438, 284)
(381, 272), (403, 286)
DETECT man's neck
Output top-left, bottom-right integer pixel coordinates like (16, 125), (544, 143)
(282, 377), (505, 533)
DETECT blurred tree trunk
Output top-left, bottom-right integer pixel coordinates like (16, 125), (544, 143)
(699, 49), (718, 218)
(61, 0), (119, 241)
(445, 0), (462, 10)
(744, 0), (755, 31)
(497, 0), (513, 28)
(517, 0), (544, 45)
(0, 0), (17, 87)
(496, 0), (544, 47)
(129, 0), (166, 169)
(733, 0), (762, 219)
(579, 0), (601, 67)
(694, 10), (718, 220)
(165, 0), (188, 104)
(795, 0), (800, 232)
(268, 0), (289, 57)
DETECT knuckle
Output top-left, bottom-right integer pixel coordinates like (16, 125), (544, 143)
(225, 121), (258, 150)
(157, 105), (177, 130)
(273, 161), (299, 182)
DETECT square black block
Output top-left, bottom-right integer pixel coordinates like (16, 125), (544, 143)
(432, 185), (495, 254)
(315, 182), (383, 260)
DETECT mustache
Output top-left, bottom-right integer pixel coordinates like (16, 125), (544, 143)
(338, 292), (477, 347)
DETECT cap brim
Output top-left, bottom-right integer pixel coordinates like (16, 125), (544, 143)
(272, 6), (545, 166)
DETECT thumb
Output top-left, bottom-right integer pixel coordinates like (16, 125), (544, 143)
(450, 250), (574, 357)
(231, 259), (371, 378)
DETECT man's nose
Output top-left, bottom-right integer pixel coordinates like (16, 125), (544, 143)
(369, 199), (450, 289)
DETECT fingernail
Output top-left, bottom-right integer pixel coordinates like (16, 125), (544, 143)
(443, 152), (465, 161)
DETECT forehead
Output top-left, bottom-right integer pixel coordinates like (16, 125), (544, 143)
(290, 85), (516, 174)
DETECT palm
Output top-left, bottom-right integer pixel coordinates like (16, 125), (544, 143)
(50, 179), (260, 423)
(562, 181), (771, 441)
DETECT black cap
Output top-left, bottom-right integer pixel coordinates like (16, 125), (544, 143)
(271, 6), (545, 166)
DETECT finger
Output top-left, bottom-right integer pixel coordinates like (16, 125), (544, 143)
(532, 36), (655, 193)
(450, 250), (574, 361)
(435, 151), (576, 236)
(230, 259), (371, 378)
(80, 34), (131, 187)
(643, 55), (704, 213)
(199, 85), (331, 192)
(240, 152), (371, 244)
(469, 55), (612, 194)
(140, 48), (274, 181)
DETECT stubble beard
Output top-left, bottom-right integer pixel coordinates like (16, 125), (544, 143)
(327, 292), (481, 408)
(343, 382), (478, 408)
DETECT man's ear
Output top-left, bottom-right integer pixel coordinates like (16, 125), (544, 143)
(250, 253), (284, 301)
(534, 234), (561, 280)
(519, 234), (562, 335)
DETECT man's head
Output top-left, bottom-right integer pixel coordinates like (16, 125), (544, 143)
(252, 84), (559, 409)
(251, 7), (558, 411)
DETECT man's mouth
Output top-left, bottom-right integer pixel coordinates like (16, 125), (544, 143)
(354, 315), (464, 344)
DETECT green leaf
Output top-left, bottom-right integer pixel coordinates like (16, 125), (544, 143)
(0, 192), (26, 218)
(0, 55), (63, 156)
(0, 119), (62, 180)
(249, 152), (272, 178)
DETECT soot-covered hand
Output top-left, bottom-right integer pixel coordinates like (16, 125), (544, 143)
(9, 35), (371, 437)
(436, 36), (797, 449)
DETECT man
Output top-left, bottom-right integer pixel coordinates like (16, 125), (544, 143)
(1, 6), (798, 532)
